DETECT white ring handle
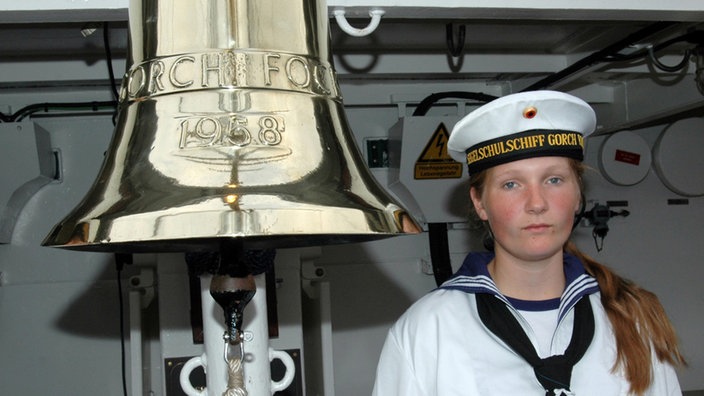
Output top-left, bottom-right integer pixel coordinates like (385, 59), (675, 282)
(179, 350), (295, 395)
(179, 354), (207, 396)
(333, 9), (385, 37)
(270, 348), (296, 392)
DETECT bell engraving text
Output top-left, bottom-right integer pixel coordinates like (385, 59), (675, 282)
(121, 50), (339, 101)
(179, 114), (285, 149)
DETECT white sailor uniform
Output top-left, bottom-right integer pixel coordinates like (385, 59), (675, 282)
(371, 252), (682, 396)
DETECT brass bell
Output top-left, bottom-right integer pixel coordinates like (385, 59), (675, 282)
(42, 0), (419, 252)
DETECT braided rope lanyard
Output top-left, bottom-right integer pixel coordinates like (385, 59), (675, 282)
(223, 331), (249, 396)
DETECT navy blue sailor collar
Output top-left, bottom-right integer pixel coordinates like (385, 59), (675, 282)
(439, 251), (600, 322)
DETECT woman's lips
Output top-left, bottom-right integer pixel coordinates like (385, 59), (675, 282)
(524, 224), (550, 232)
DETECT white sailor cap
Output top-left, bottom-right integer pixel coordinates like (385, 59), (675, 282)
(447, 90), (597, 175)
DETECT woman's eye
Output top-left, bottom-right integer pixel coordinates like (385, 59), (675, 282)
(503, 181), (517, 189)
(547, 177), (563, 184)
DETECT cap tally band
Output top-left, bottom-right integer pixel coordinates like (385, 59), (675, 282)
(465, 129), (584, 174)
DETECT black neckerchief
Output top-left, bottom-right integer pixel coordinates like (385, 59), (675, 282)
(476, 293), (595, 396)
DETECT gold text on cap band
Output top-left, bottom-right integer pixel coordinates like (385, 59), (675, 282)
(464, 130), (585, 174)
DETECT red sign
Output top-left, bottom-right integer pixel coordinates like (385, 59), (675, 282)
(614, 149), (641, 165)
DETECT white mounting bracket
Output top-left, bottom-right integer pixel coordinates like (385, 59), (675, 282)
(333, 8), (385, 37)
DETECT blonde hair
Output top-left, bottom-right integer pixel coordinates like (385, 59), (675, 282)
(469, 158), (686, 394)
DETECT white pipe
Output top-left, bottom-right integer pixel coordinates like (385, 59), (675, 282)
(241, 273), (273, 395)
(318, 281), (336, 396)
(129, 289), (143, 396)
(242, 274), (296, 394)
(202, 275), (229, 395)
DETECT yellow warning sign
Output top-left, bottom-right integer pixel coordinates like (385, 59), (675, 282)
(414, 123), (463, 179)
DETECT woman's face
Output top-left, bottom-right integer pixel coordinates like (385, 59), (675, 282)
(470, 156), (582, 262)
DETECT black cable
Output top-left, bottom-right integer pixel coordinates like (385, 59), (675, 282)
(446, 23), (466, 58)
(413, 91), (498, 116)
(604, 30), (704, 63)
(7, 101), (117, 122)
(0, 22), (121, 123)
(103, 22), (120, 102)
(521, 21), (677, 92)
(428, 223), (454, 286)
(648, 46), (691, 72)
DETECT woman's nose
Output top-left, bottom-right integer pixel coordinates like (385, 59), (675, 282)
(525, 185), (548, 213)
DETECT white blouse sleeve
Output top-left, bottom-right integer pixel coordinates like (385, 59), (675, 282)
(372, 330), (426, 396)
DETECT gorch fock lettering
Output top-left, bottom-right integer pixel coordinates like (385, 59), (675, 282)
(118, 49), (340, 102)
(464, 130), (585, 174)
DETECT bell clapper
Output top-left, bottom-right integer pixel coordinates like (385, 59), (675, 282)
(210, 273), (256, 348)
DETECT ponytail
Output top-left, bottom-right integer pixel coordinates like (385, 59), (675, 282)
(565, 242), (686, 394)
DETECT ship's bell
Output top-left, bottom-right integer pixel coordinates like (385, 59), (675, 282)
(42, 0), (420, 252)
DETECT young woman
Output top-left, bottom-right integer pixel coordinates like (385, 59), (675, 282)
(372, 90), (685, 395)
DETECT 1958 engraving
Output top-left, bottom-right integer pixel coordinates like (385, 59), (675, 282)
(179, 114), (285, 149)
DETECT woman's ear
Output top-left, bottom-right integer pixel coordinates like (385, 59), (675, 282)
(574, 189), (584, 214)
(470, 187), (488, 221)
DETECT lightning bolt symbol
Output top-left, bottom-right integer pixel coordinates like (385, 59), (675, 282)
(435, 135), (445, 157)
